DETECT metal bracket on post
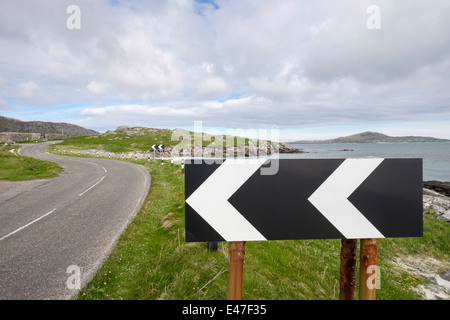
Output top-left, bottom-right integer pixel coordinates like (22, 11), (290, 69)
(207, 242), (218, 251)
(227, 241), (245, 300)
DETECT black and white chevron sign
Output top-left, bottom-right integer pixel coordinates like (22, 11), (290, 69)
(151, 144), (164, 151)
(185, 158), (422, 242)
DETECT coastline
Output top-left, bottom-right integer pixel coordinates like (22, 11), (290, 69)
(423, 181), (450, 197)
(423, 181), (450, 223)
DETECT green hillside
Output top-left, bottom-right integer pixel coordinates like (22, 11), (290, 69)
(53, 126), (300, 155)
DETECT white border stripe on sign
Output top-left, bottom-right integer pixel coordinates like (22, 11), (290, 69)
(186, 159), (267, 241)
(308, 158), (385, 239)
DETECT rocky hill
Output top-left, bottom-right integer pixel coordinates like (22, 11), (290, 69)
(0, 116), (98, 138)
(288, 131), (449, 144)
(57, 125), (303, 158)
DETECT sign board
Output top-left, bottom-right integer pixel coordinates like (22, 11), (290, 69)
(152, 144), (165, 151)
(185, 158), (422, 242)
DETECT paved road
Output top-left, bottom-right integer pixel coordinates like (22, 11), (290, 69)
(0, 142), (150, 299)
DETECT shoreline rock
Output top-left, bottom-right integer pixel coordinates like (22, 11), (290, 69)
(423, 187), (450, 222)
(170, 142), (303, 157)
(74, 142), (304, 161)
(394, 256), (450, 300)
(423, 181), (450, 197)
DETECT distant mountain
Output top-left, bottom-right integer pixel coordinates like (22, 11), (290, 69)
(0, 116), (98, 138)
(287, 131), (449, 144)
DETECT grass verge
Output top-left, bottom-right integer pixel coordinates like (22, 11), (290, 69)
(76, 158), (450, 300)
(0, 145), (62, 181)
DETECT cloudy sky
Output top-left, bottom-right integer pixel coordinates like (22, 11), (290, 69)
(0, 0), (449, 140)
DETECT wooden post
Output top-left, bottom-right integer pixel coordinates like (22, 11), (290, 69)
(227, 241), (245, 300)
(339, 239), (357, 300)
(359, 238), (377, 300)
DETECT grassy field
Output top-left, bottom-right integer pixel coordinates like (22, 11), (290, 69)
(0, 144), (62, 181)
(54, 128), (174, 153)
(73, 157), (450, 300)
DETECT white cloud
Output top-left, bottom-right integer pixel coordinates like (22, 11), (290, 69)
(87, 80), (109, 94)
(0, 0), (449, 136)
(0, 96), (7, 109)
(0, 77), (6, 109)
(17, 81), (39, 99)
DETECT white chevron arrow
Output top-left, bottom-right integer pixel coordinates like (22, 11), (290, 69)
(308, 158), (385, 239)
(186, 158), (268, 241)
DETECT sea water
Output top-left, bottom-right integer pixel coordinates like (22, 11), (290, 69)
(282, 142), (450, 181)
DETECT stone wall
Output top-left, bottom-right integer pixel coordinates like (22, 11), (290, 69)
(0, 132), (68, 143)
(0, 132), (42, 143)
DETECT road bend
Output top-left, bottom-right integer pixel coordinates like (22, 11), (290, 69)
(0, 141), (150, 299)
